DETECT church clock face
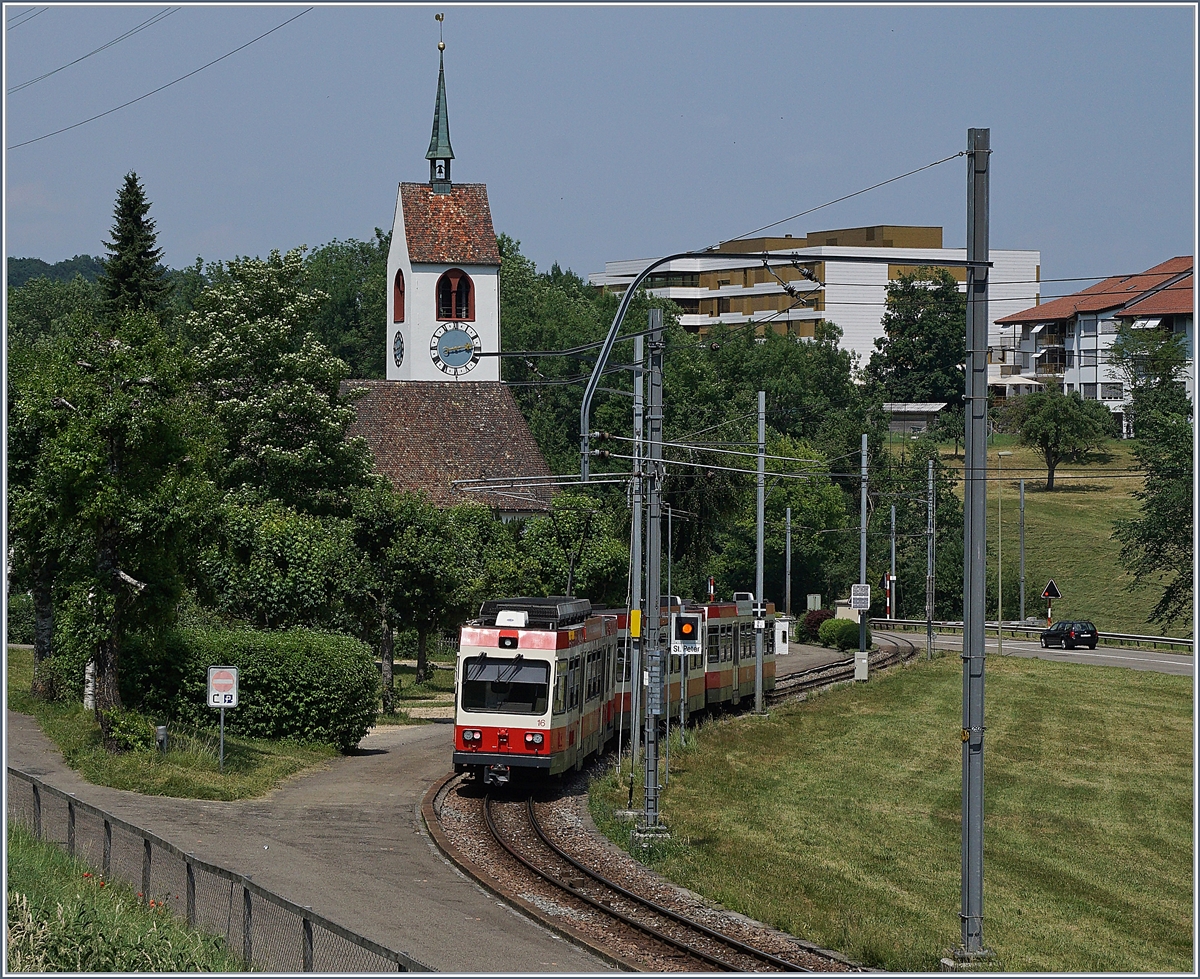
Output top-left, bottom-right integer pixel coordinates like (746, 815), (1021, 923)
(393, 331), (404, 367)
(430, 323), (481, 377)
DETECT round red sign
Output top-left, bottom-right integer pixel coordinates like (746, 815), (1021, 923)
(211, 670), (235, 693)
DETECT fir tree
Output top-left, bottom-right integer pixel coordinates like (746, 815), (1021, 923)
(98, 172), (170, 315)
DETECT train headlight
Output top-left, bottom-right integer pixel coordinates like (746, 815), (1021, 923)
(462, 729), (482, 744)
(524, 732), (544, 747)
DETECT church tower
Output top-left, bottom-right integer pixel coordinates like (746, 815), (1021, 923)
(385, 40), (500, 382)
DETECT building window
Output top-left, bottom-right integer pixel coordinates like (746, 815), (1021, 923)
(1065, 384), (1074, 393)
(393, 269), (405, 323)
(436, 269), (474, 321)
(717, 297), (730, 315)
(1065, 350), (1074, 368)
(1102, 383), (1123, 400)
(1082, 383), (1097, 400)
(1066, 321), (1075, 337)
(1081, 350), (1098, 368)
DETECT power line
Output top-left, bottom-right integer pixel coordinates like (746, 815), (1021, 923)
(720, 151), (967, 244)
(8, 7), (313, 150)
(6, 6), (47, 29)
(8, 6), (181, 95)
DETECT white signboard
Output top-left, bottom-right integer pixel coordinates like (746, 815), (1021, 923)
(207, 666), (239, 708)
(850, 584), (872, 611)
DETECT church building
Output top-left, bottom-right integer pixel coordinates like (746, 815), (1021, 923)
(347, 42), (552, 516)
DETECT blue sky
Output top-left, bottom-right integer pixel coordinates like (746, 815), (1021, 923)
(4, 3), (1195, 294)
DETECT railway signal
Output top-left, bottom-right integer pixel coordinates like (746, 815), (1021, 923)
(671, 613), (701, 656)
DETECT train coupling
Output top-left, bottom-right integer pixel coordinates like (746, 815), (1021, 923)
(483, 764), (511, 787)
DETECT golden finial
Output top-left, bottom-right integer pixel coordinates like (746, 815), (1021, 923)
(436, 12), (445, 50)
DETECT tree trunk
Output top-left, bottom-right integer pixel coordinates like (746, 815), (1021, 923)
(380, 607), (395, 714)
(94, 517), (124, 748)
(416, 628), (428, 685)
(30, 553), (57, 700)
(1045, 458), (1057, 491)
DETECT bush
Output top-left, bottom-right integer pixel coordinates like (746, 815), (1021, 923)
(123, 628), (379, 753)
(6, 592), (35, 645)
(99, 707), (158, 752)
(818, 616), (871, 652)
(802, 608), (834, 642)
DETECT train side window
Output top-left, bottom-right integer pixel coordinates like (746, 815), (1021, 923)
(569, 656), (580, 709)
(707, 626), (719, 664)
(553, 661), (567, 714)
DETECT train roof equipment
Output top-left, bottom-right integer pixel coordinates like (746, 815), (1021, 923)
(477, 596), (592, 629)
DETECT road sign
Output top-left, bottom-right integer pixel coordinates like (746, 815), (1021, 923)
(207, 666), (239, 708)
(850, 584), (871, 611)
(1042, 579), (1061, 600)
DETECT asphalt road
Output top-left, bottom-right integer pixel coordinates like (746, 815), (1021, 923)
(873, 630), (1194, 676)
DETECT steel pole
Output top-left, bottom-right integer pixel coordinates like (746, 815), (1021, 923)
(629, 335), (644, 766)
(890, 504), (897, 619)
(1019, 479), (1026, 624)
(997, 455), (1004, 657)
(857, 433), (868, 679)
(785, 507), (792, 618)
(927, 459), (935, 661)
(755, 391), (765, 714)
(959, 126), (991, 960)
(642, 309), (664, 828)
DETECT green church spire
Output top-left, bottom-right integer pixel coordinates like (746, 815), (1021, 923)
(426, 48), (454, 193)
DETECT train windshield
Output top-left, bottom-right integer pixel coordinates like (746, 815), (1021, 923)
(460, 656), (550, 714)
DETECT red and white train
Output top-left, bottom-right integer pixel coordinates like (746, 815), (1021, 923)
(452, 595), (780, 785)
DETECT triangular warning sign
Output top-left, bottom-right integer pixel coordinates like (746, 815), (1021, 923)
(1042, 579), (1061, 599)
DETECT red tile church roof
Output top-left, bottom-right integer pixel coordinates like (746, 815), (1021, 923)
(400, 183), (501, 265)
(343, 380), (552, 512)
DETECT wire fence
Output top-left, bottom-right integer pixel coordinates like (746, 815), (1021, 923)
(6, 767), (434, 973)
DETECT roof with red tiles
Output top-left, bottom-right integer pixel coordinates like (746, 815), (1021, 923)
(400, 183), (501, 266)
(343, 380), (552, 511)
(997, 256), (1193, 324)
(1117, 272), (1194, 318)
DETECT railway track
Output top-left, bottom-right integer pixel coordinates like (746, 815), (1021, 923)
(482, 790), (825, 972)
(768, 635), (921, 705)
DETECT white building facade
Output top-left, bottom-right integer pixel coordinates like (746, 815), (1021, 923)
(589, 225), (1041, 370)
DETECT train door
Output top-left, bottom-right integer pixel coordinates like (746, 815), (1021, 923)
(731, 622), (741, 704)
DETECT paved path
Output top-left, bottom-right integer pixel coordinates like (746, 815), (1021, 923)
(5, 710), (608, 973)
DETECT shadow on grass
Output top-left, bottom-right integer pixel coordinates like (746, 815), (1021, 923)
(1027, 483), (1110, 494)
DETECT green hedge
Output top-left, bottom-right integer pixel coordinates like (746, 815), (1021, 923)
(7, 592), (35, 645)
(124, 628), (378, 753)
(818, 616), (871, 652)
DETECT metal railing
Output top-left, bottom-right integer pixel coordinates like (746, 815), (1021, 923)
(6, 767), (433, 973)
(872, 618), (1193, 651)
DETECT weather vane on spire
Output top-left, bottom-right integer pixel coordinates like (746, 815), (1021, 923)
(436, 12), (445, 51)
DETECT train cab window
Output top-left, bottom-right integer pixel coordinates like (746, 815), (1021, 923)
(461, 656), (550, 714)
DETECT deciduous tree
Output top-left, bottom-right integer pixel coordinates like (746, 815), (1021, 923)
(865, 267), (966, 405)
(1003, 390), (1114, 490)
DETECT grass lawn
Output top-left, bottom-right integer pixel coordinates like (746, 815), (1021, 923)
(7, 646), (337, 800)
(590, 653), (1193, 972)
(907, 435), (1184, 638)
(6, 821), (245, 971)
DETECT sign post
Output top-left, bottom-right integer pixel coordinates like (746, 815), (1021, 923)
(850, 584), (871, 681)
(1041, 579), (1061, 626)
(207, 666), (239, 774)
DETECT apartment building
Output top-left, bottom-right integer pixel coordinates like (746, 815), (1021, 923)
(589, 226), (1042, 368)
(995, 256), (1194, 433)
